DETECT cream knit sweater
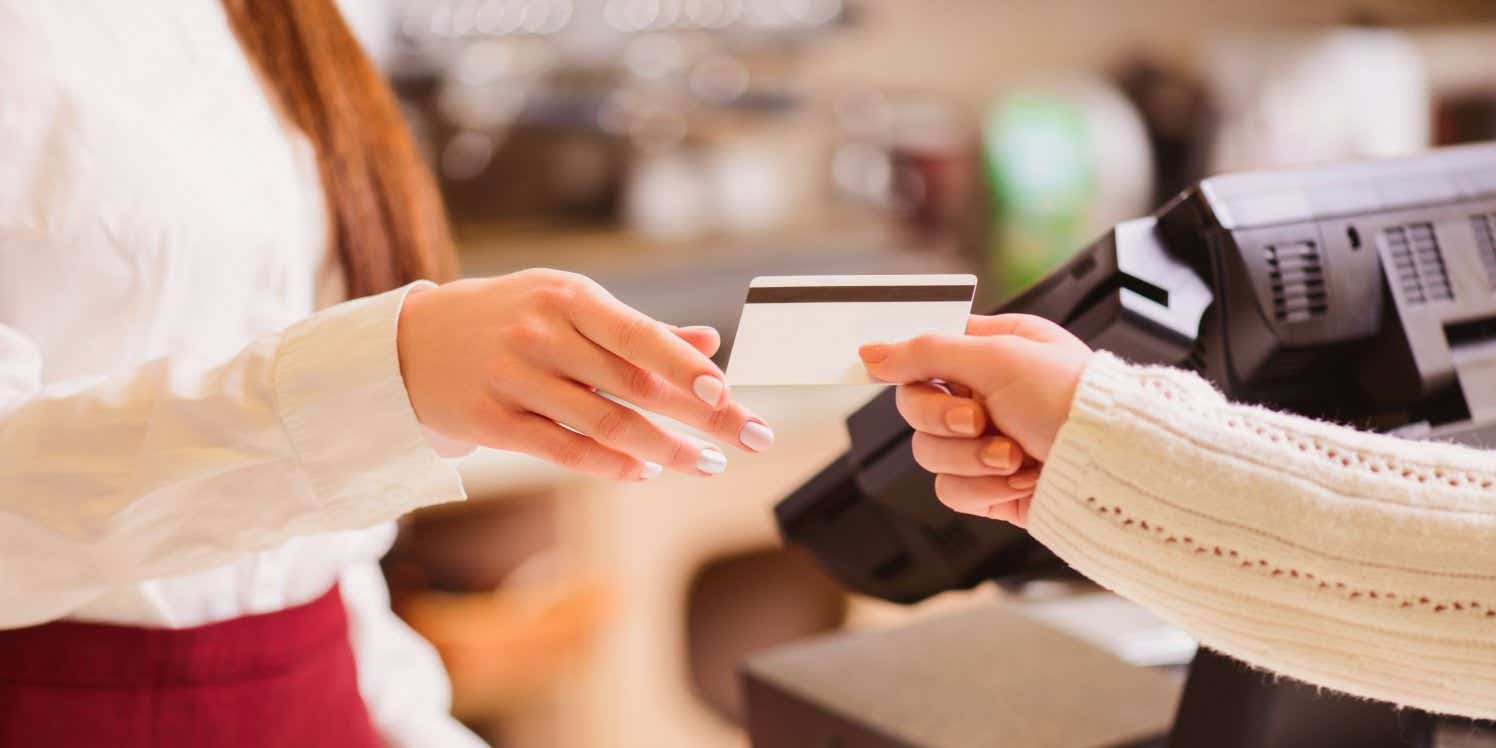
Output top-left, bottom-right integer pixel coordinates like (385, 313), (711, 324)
(1031, 352), (1496, 719)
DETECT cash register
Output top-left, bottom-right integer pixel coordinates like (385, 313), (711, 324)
(751, 143), (1496, 747)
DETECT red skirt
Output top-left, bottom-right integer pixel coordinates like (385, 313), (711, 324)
(0, 585), (382, 747)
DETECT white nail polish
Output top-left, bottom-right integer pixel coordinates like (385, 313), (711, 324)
(641, 462), (663, 480)
(693, 375), (725, 407)
(696, 447), (727, 475)
(739, 422), (775, 452)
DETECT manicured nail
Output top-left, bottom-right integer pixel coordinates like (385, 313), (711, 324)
(858, 344), (890, 364)
(697, 447), (727, 475)
(739, 421), (775, 452)
(945, 406), (978, 436)
(1009, 473), (1038, 491)
(640, 462), (663, 480)
(980, 440), (1017, 470)
(693, 375), (725, 407)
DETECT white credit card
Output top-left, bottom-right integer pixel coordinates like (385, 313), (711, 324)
(725, 274), (978, 386)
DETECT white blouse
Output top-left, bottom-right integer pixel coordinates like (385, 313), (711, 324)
(0, 3), (479, 745)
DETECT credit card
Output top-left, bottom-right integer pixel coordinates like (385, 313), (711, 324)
(724, 274), (978, 386)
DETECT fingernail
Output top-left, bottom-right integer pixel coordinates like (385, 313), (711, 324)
(697, 447), (727, 475)
(640, 462), (663, 480)
(681, 325), (716, 334)
(945, 406), (978, 436)
(980, 440), (1017, 470)
(1009, 473), (1038, 491)
(739, 421), (775, 452)
(693, 375), (725, 407)
(858, 344), (890, 364)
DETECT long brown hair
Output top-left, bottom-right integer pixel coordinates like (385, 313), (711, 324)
(221, 0), (456, 297)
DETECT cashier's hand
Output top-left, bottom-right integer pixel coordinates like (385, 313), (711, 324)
(859, 315), (1092, 526)
(397, 269), (773, 481)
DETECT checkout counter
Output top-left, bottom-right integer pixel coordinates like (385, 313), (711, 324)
(749, 143), (1496, 747)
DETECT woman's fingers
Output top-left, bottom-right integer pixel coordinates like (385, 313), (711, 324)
(934, 473), (1032, 518)
(510, 372), (727, 476)
(931, 465), (1041, 527)
(939, 381), (974, 398)
(911, 432), (1025, 477)
(488, 410), (658, 482)
(1007, 465), (1041, 491)
(860, 333), (1020, 393)
(549, 335), (773, 453)
(896, 382), (989, 438)
(984, 496), (1032, 528)
(964, 313), (1071, 343)
(569, 284), (729, 408)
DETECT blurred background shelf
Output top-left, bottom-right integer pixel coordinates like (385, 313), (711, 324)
(456, 220), (968, 350)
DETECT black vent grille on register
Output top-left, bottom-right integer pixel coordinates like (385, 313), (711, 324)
(1475, 213), (1496, 289)
(1185, 337), (1207, 373)
(920, 521), (978, 557)
(1386, 223), (1454, 304)
(1265, 240), (1328, 322)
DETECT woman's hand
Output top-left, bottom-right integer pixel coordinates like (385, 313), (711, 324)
(858, 314), (1091, 525)
(396, 269), (773, 481)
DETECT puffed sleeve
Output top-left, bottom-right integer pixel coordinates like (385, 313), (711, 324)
(0, 282), (467, 628)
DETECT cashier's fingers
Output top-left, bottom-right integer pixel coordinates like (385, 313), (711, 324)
(895, 382), (989, 438)
(671, 325), (721, 358)
(550, 335), (774, 454)
(911, 432), (1025, 477)
(512, 370), (732, 475)
(568, 282), (731, 408)
(934, 473), (1033, 519)
(487, 410), (659, 482)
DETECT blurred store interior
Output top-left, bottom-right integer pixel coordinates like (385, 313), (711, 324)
(338, 1), (1496, 745)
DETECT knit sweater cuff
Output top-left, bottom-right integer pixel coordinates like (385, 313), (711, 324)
(1027, 351), (1496, 719)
